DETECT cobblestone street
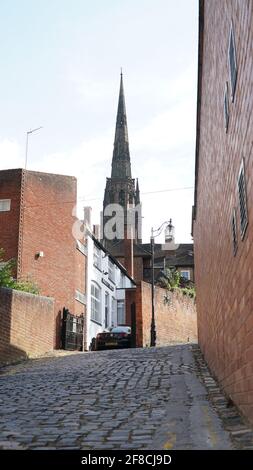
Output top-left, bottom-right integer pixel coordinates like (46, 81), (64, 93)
(0, 344), (248, 450)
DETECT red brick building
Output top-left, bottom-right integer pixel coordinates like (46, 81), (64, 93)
(193, 1), (253, 423)
(0, 169), (86, 347)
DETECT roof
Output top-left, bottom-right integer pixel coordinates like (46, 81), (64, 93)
(143, 243), (194, 267)
(106, 240), (194, 267)
(107, 240), (152, 258)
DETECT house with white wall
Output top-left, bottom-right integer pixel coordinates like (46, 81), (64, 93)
(85, 233), (135, 350)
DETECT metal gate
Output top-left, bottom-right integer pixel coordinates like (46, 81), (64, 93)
(61, 307), (84, 351)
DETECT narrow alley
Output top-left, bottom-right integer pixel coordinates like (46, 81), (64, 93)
(1, 345), (250, 450)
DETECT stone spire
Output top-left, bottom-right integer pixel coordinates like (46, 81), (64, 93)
(111, 72), (132, 179)
(103, 72), (142, 247)
(135, 178), (140, 204)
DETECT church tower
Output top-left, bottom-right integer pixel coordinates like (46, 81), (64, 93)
(103, 73), (142, 247)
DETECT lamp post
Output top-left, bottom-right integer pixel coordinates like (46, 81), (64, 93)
(150, 220), (171, 347)
(25, 126), (43, 169)
(150, 227), (156, 347)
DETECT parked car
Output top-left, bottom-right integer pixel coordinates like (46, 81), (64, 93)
(95, 326), (131, 350)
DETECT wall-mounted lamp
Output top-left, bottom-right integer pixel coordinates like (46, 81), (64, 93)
(35, 251), (44, 259)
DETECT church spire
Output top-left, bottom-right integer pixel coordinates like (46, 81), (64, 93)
(111, 72), (132, 179)
(135, 178), (140, 204)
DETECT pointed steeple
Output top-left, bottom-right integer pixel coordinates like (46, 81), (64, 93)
(103, 72), (142, 247)
(111, 72), (132, 179)
(135, 178), (140, 204)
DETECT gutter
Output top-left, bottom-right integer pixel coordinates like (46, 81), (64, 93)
(192, 0), (205, 235)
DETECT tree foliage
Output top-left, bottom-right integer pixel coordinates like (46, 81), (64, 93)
(157, 267), (196, 300)
(0, 249), (39, 295)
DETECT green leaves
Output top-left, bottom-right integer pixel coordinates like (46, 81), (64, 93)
(0, 248), (16, 288)
(157, 267), (181, 289)
(157, 266), (196, 300)
(0, 249), (39, 294)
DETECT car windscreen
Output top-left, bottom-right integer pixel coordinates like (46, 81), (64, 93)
(111, 327), (131, 333)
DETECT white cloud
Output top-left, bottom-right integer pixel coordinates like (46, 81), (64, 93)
(132, 97), (196, 154)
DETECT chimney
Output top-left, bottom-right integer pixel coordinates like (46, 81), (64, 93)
(93, 224), (101, 240)
(123, 224), (134, 279)
(84, 206), (92, 228)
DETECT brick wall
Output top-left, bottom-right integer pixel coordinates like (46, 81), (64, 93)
(116, 255), (144, 283)
(0, 169), (22, 273)
(75, 247), (86, 316)
(20, 170), (78, 347)
(193, 1), (253, 423)
(0, 169), (86, 350)
(126, 281), (197, 348)
(0, 287), (54, 365)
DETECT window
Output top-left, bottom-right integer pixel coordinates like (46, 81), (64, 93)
(0, 199), (11, 212)
(224, 82), (229, 132)
(93, 245), (101, 270)
(105, 292), (109, 328)
(228, 23), (237, 101)
(238, 160), (248, 239)
(75, 290), (86, 305)
(117, 300), (125, 325)
(108, 259), (115, 282)
(91, 283), (101, 324)
(119, 190), (125, 206)
(232, 209), (238, 255)
(180, 270), (190, 281)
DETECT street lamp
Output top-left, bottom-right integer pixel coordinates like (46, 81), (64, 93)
(150, 220), (171, 347)
(25, 127), (43, 169)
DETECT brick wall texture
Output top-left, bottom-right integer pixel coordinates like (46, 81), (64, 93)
(0, 169), (86, 348)
(126, 281), (197, 348)
(193, 0), (253, 424)
(21, 171), (77, 318)
(0, 169), (22, 274)
(116, 255), (145, 283)
(0, 287), (54, 365)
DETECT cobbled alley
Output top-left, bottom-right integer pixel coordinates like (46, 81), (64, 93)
(0, 344), (251, 450)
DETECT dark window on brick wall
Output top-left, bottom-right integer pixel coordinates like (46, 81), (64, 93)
(228, 23), (237, 101)
(224, 82), (229, 131)
(238, 161), (248, 239)
(232, 209), (238, 255)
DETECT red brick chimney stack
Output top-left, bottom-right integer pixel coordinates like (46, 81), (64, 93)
(123, 224), (134, 279)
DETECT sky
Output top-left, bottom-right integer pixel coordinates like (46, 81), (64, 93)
(0, 0), (198, 243)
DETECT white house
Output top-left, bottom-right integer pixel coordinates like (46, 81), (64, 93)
(85, 232), (135, 350)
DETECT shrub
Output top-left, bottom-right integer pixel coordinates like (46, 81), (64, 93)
(0, 249), (39, 294)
